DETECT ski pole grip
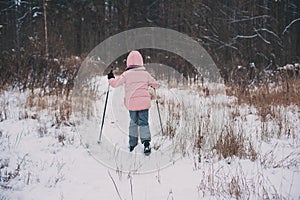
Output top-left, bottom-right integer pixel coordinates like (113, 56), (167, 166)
(109, 67), (114, 74)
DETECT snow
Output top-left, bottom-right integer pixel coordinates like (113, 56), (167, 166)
(33, 12), (43, 18)
(1, 76), (300, 199)
(278, 63), (300, 71)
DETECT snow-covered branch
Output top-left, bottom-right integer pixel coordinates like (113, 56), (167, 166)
(255, 28), (280, 40)
(254, 29), (270, 45)
(233, 27), (281, 45)
(230, 15), (271, 24)
(233, 34), (258, 40)
(18, 9), (30, 21)
(282, 18), (300, 34)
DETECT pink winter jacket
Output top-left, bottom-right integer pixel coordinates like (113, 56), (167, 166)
(109, 67), (159, 111)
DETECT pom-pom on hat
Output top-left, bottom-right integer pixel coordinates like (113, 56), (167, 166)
(126, 50), (143, 68)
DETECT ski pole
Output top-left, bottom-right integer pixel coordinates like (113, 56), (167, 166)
(98, 69), (113, 144)
(154, 88), (163, 135)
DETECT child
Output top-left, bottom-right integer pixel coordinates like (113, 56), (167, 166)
(108, 50), (159, 154)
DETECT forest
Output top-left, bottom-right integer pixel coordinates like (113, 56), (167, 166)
(0, 0), (299, 90)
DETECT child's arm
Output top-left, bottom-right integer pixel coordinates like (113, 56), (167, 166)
(109, 72), (126, 88)
(148, 74), (159, 89)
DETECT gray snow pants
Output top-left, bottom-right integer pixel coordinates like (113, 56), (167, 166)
(129, 109), (151, 147)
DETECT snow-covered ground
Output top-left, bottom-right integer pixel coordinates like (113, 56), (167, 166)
(1, 76), (299, 200)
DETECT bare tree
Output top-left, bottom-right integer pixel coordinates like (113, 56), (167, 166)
(43, 0), (48, 58)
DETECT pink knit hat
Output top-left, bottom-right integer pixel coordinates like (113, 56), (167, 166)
(126, 50), (143, 68)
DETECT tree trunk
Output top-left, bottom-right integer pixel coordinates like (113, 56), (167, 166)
(43, 0), (49, 58)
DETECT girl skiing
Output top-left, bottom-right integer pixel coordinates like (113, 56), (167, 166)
(107, 50), (159, 154)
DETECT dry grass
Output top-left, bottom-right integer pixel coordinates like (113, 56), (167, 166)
(225, 77), (299, 143)
(216, 132), (245, 160)
(197, 161), (285, 199)
(164, 101), (181, 139)
(260, 144), (300, 169)
(24, 91), (73, 127)
(227, 78), (300, 107)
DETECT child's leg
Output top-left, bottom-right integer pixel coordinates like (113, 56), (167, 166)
(129, 111), (138, 147)
(138, 109), (151, 144)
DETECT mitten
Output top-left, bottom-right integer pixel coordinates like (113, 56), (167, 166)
(107, 70), (115, 79)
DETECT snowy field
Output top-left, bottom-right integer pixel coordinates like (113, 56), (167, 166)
(1, 76), (300, 200)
